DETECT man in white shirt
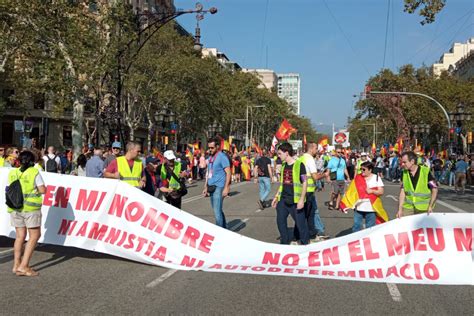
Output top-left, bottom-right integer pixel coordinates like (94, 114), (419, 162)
(42, 146), (61, 173)
(298, 142), (328, 240)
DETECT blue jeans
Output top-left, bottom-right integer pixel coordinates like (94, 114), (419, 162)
(352, 211), (376, 232)
(210, 186), (226, 228)
(276, 200), (309, 244)
(434, 170), (442, 182)
(258, 177), (271, 202)
(449, 171), (455, 186)
(302, 192), (325, 236)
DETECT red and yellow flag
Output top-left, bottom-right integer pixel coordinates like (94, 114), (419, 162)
(275, 119), (297, 140)
(340, 175), (388, 224)
(318, 136), (328, 148)
(371, 142), (376, 155)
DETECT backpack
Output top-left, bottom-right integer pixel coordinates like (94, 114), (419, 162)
(6, 173), (24, 210)
(46, 155), (58, 173)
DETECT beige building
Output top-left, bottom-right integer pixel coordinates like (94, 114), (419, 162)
(242, 68), (278, 91)
(432, 38), (474, 77)
(452, 50), (474, 80)
(202, 48), (241, 72)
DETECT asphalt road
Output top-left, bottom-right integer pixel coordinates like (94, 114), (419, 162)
(1, 179), (473, 315)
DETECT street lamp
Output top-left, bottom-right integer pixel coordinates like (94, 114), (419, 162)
(114, 2), (217, 145)
(448, 103), (471, 153)
(246, 105), (266, 147)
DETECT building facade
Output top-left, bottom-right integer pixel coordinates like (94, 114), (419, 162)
(277, 73), (300, 115)
(242, 68), (278, 90)
(452, 50), (474, 81)
(202, 48), (241, 72)
(432, 38), (474, 77)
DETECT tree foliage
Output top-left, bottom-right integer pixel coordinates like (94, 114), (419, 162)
(0, 1), (317, 153)
(404, 0), (446, 25)
(349, 65), (474, 150)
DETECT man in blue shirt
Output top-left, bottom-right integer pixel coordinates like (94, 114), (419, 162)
(202, 137), (231, 228)
(85, 147), (104, 178)
(325, 149), (350, 210)
(454, 155), (468, 195)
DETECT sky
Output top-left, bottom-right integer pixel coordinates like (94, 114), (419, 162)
(177, 0), (474, 130)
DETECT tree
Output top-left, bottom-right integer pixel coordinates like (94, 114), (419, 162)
(404, 0), (446, 25)
(349, 65), (474, 150)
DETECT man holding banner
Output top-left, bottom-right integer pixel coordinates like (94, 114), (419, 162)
(104, 141), (146, 188)
(271, 142), (309, 245)
(397, 151), (438, 218)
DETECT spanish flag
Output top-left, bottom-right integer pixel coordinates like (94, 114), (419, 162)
(340, 175), (389, 224)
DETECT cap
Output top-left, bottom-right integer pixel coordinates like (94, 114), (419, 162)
(146, 156), (158, 164)
(361, 152), (367, 156)
(112, 141), (122, 149)
(163, 150), (176, 160)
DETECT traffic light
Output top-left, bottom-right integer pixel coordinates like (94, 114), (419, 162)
(449, 128), (454, 135)
(170, 129), (176, 134)
(468, 131), (473, 144)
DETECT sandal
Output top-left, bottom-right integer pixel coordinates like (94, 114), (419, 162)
(16, 269), (39, 277)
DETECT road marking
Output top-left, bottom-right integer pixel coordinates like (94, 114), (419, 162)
(386, 283), (402, 302)
(0, 248), (14, 258)
(146, 269), (178, 288)
(435, 200), (467, 213)
(386, 195), (398, 201)
(146, 217), (250, 288)
(386, 195), (467, 213)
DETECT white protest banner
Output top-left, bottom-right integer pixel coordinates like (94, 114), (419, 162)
(0, 169), (472, 285)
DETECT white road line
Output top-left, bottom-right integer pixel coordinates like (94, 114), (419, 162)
(146, 269), (178, 288)
(386, 195), (398, 201)
(386, 283), (402, 302)
(435, 200), (467, 213)
(0, 248), (14, 258)
(146, 217), (250, 288)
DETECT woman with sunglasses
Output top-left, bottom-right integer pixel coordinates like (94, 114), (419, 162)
(4, 147), (20, 167)
(341, 161), (388, 232)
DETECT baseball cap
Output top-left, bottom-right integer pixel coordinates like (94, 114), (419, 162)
(112, 141), (122, 149)
(146, 156), (158, 164)
(163, 150), (176, 160)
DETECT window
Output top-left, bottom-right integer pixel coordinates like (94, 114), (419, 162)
(33, 94), (45, 109)
(63, 126), (72, 147)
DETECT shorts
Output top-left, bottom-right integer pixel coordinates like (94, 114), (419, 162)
(332, 181), (346, 195)
(10, 210), (42, 228)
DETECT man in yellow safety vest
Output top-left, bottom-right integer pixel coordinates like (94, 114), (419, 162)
(104, 141), (146, 188)
(159, 150), (188, 209)
(271, 142), (309, 245)
(397, 151), (438, 217)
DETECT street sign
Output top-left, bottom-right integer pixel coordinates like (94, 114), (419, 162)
(288, 140), (303, 151)
(333, 131), (350, 147)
